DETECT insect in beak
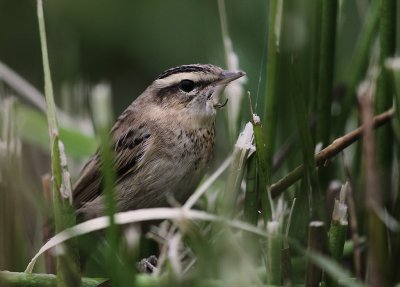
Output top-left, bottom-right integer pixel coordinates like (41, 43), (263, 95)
(214, 98), (229, 109)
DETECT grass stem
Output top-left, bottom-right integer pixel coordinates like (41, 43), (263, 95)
(36, 0), (80, 285)
(305, 221), (326, 287)
(316, 0), (338, 147)
(335, 0), (380, 135)
(263, 0), (283, 193)
(244, 154), (259, 225)
(375, 0), (396, 201)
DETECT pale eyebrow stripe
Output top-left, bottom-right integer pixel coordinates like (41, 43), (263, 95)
(154, 73), (216, 89)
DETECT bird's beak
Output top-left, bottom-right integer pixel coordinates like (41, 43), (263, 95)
(216, 70), (246, 85)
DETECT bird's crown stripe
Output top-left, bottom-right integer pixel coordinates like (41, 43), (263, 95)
(157, 65), (214, 79)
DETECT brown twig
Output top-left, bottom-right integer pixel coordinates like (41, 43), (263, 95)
(270, 108), (395, 198)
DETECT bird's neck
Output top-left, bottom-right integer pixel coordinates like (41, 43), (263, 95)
(147, 104), (216, 130)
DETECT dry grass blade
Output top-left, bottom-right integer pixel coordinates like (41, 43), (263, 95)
(25, 207), (268, 273)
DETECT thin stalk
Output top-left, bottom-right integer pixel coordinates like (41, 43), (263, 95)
(305, 221), (326, 287)
(282, 198), (295, 287)
(359, 82), (390, 287)
(90, 86), (117, 241)
(290, 57), (323, 220)
(263, 0), (283, 192)
(341, 162), (362, 279)
(281, 246), (293, 287)
(326, 183), (348, 287)
(250, 111), (275, 279)
(266, 221), (282, 285)
(42, 175), (56, 274)
(243, 96), (260, 257)
(326, 225), (347, 287)
(375, 0), (396, 202)
(316, 0), (338, 147)
(386, 58), (400, 282)
(244, 154), (259, 225)
(90, 85), (125, 285)
(37, 0), (58, 133)
(371, 2), (397, 282)
(252, 115), (273, 221)
(335, 0), (380, 135)
(308, 0), (322, 120)
(0, 99), (29, 272)
(388, 59), (400, 142)
(243, 154), (259, 259)
(36, 1), (80, 285)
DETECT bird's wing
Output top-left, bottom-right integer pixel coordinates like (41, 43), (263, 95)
(72, 153), (102, 209)
(73, 114), (152, 209)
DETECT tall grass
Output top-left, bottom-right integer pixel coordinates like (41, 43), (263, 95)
(36, 0), (80, 285)
(0, 1), (399, 287)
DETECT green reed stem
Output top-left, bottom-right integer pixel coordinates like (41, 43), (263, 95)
(290, 58), (323, 220)
(375, 0), (396, 199)
(252, 116), (273, 222)
(244, 154), (259, 225)
(305, 221), (326, 287)
(316, 0), (338, 148)
(387, 59), (400, 226)
(308, 0), (322, 118)
(36, 0), (80, 285)
(263, 0), (283, 188)
(90, 85), (124, 285)
(243, 154), (259, 259)
(91, 86), (118, 247)
(326, 183), (348, 287)
(266, 221), (282, 285)
(335, 0), (380, 135)
(367, 1), (397, 285)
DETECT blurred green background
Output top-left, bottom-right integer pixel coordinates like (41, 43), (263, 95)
(1, 0), (384, 114)
(1, 0), (400, 279)
(1, 0), (264, 112)
(1, 0), (388, 167)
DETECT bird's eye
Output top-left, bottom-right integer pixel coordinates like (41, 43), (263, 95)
(179, 79), (195, 92)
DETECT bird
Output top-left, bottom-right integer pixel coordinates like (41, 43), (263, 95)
(73, 64), (245, 219)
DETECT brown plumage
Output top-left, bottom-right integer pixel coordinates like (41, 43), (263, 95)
(73, 64), (245, 219)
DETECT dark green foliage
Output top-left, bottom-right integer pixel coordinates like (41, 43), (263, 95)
(0, 1), (399, 286)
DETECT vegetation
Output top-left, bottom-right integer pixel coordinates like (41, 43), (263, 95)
(1, 0), (399, 286)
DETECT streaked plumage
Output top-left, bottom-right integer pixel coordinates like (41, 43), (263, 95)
(73, 64), (245, 219)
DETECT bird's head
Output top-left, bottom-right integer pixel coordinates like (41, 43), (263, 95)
(146, 64), (245, 124)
